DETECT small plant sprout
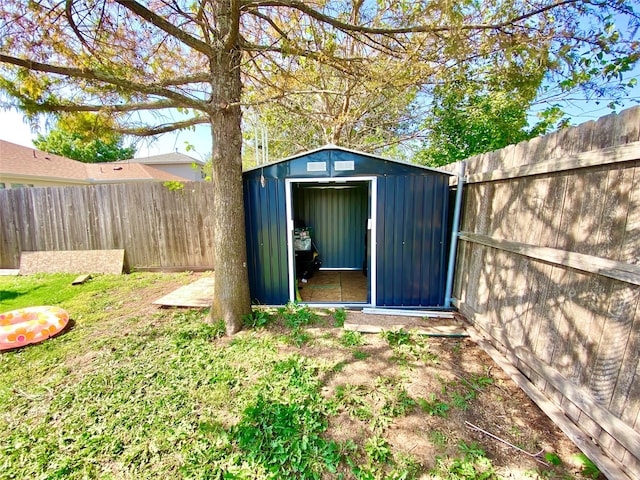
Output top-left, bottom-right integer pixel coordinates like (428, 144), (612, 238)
(279, 301), (318, 328)
(333, 307), (347, 327)
(365, 435), (392, 463)
(544, 452), (561, 465)
(340, 330), (364, 347)
(242, 309), (272, 328)
(382, 328), (413, 346)
(353, 350), (370, 360)
(574, 453), (601, 479)
(418, 394), (450, 417)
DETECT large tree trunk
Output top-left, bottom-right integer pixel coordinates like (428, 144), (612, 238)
(207, 3), (252, 334)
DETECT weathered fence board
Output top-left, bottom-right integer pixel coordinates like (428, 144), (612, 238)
(466, 140), (640, 183)
(451, 106), (640, 480)
(0, 182), (216, 270)
(459, 233), (640, 285)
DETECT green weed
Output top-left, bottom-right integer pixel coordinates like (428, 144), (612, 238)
(376, 377), (416, 418)
(382, 329), (413, 346)
(243, 308), (273, 328)
(452, 391), (476, 411)
(234, 398), (342, 478)
(353, 350), (370, 360)
(430, 442), (496, 479)
(421, 350), (440, 364)
(574, 453), (601, 479)
(334, 377), (416, 434)
(278, 301), (318, 328)
(381, 329), (440, 367)
(458, 441), (486, 458)
(365, 435), (392, 463)
(429, 430), (448, 449)
(468, 373), (494, 391)
(333, 307), (347, 327)
(544, 452), (561, 466)
(340, 330), (365, 347)
(335, 384), (374, 422)
(418, 394), (450, 417)
(286, 327), (312, 347)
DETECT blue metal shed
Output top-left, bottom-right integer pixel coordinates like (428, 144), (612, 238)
(243, 146), (454, 307)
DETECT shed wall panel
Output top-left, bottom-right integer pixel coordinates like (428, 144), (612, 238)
(376, 174), (449, 306)
(244, 177), (289, 304)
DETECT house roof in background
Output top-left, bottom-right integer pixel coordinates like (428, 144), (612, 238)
(0, 140), (87, 181)
(84, 162), (186, 182)
(123, 152), (205, 166)
(0, 140), (186, 184)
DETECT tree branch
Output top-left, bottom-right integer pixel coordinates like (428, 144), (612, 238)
(113, 0), (215, 56)
(244, 8), (290, 40)
(224, 0), (242, 51)
(158, 73), (211, 86)
(241, 0), (583, 35)
(115, 117), (210, 136)
(0, 54), (206, 110)
(239, 38), (367, 77)
(11, 99), (180, 113)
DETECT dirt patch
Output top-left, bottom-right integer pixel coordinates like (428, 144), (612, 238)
(91, 272), (209, 335)
(293, 328), (594, 478)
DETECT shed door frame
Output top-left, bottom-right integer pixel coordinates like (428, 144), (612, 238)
(285, 176), (377, 306)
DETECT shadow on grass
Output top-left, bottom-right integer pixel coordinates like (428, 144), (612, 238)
(0, 290), (20, 303)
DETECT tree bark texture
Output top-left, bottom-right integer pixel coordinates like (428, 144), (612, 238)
(207, 1), (252, 334)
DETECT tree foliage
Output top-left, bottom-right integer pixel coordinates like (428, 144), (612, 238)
(416, 5), (640, 166)
(416, 61), (554, 166)
(244, 2), (639, 163)
(241, 1), (426, 159)
(1, 1), (639, 331)
(33, 113), (135, 163)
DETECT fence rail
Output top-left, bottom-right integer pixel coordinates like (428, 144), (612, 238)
(0, 181), (216, 270)
(448, 106), (640, 480)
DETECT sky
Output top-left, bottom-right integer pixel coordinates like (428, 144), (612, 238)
(1, 59), (639, 162)
(0, 109), (213, 160)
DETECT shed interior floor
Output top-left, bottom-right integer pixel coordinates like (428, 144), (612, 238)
(298, 270), (368, 303)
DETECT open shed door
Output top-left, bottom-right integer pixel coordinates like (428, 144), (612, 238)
(285, 177), (376, 306)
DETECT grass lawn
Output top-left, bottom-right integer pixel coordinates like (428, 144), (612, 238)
(0, 273), (601, 479)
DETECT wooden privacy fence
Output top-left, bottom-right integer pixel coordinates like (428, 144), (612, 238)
(0, 181), (216, 270)
(446, 106), (640, 479)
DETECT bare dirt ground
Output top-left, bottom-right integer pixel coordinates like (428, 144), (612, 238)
(126, 273), (597, 479)
(277, 324), (598, 479)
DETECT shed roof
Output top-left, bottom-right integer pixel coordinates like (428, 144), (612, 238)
(243, 144), (453, 176)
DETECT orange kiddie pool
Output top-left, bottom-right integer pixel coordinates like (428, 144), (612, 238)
(0, 306), (69, 351)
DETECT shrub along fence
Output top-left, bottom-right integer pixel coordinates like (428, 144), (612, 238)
(0, 181), (216, 271)
(445, 106), (640, 479)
